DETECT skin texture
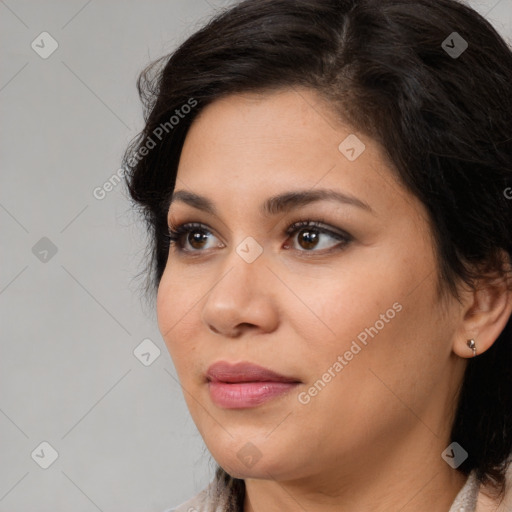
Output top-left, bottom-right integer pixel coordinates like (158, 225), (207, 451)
(156, 88), (512, 512)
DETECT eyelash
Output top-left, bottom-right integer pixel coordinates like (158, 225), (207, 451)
(165, 218), (352, 257)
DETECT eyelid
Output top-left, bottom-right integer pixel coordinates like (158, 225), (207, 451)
(167, 217), (353, 257)
(284, 217), (351, 240)
(167, 216), (350, 237)
(167, 221), (224, 249)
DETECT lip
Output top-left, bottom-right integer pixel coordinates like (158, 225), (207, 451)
(206, 361), (300, 384)
(206, 361), (301, 409)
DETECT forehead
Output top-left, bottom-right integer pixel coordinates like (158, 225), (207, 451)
(179, 88), (344, 177)
(174, 88), (417, 222)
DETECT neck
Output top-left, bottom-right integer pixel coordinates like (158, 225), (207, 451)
(242, 432), (468, 512)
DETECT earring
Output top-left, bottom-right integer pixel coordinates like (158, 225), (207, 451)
(466, 339), (477, 357)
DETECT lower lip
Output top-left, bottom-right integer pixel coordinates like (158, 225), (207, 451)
(208, 381), (299, 409)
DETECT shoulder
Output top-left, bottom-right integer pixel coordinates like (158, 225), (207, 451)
(162, 478), (232, 512)
(476, 463), (512, 512)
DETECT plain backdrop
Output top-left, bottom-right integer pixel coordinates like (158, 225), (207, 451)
(1, 1), (511, 510)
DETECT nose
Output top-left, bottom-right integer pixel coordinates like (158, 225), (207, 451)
(200, 249), (279, 338)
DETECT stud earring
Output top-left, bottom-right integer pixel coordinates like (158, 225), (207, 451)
(466, 339), (477, 357)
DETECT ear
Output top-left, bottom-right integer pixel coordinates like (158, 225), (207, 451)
(453, 261), (512, 359)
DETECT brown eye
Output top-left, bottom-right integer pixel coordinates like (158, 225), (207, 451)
(167, 220), (351, 255)
(285, 221), (351, 253)
(167, 223), (221, 252)
(187, 230), (209, 249)
(296, 228), (320, 250)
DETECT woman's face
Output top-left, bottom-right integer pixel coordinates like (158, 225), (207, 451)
(157, 88), (466, 482)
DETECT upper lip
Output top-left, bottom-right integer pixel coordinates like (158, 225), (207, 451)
(206, 361), (301, 384)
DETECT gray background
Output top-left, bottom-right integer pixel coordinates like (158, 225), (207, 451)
(1, 1), (511, 511)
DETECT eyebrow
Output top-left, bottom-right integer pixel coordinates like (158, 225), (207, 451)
(168, 188), (374, 217)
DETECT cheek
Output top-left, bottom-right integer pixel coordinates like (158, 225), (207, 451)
(156, 270), (200, 368)
(289, 247), (444, 399)
(287, 240), (417, 349)
(288, 263), (401, 356)
(289, 294), (440, 451)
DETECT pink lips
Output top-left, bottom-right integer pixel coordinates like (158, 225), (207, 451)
(206, 361), (301, 409)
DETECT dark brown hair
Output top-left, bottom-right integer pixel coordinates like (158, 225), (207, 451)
(123, 0), (512, 508)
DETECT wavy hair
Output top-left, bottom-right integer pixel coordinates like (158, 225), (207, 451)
(123, 1), (512, 509)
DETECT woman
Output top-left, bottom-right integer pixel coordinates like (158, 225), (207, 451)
(122, 0), (512, 510)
